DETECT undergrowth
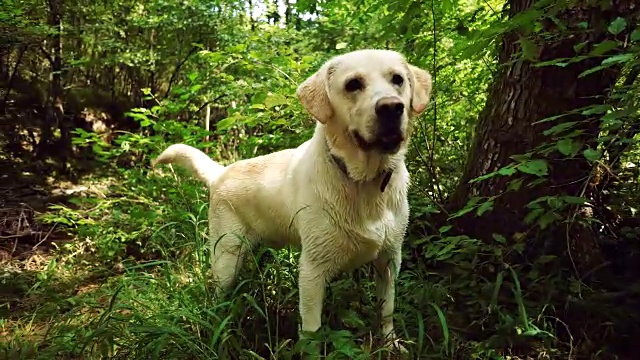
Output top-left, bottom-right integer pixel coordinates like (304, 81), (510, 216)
(1, 132), (562, 360)
(2, 0), (640, 358)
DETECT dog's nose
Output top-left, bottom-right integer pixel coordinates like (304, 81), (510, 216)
(375, 97), (404, 123)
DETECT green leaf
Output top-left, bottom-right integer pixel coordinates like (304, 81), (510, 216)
(579, 64), (613, 78)
(216, 117), (236, 130)
(511, 152), (534, 162)
(470, 166), (517, 184)
(492, 233), (507, 244)
(631, 29), (640, 42)
(581, 104), (611, 115)
(556, 138), (582, 157)
(578, 53), (634, 78)
(429, 303), (450, 354)
(468, 170), (499, 184)
(573, 41), (587, 54)
(449, 197), (481, 219)
(264, 93), (289, 108)
(527, 195), (552, 207)
(439, 225), (452, 234)
(561, 196), (587, 205)
(608, 17), (627, 35)
(537, 211), (558, 229)
(476, 200), (494, 217)
(524, 208), (544, 224)
(589, 40), (619, 56)
(601, 53), (634, 66)
(513, 242), (526, 254)
(498, 167), (517, 176)
(543, 121), (577, 136)
(533, 58), (570, 68)
(532, 113), (569, 124)
(519, 37), (538, 60)
(436, 242), (458, 259)
(510, 9), (544, 29)
(68, 197), (83, 206)
(507, 178), (524, 191)
(583, 148), (601, 162)
(516, 159), (548, 177)
(455, 37), (493, 60)
(441, 0), (453, 12)
(449, 205), (476, 219)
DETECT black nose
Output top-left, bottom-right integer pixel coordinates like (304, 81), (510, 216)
(375, 97), (404, 123)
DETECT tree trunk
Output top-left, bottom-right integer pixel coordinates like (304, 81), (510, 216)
(443, 0), (637, 262)
(39, 0), (66, 167)
(2, 45), (27, 112)
(284, 0), (292, 25)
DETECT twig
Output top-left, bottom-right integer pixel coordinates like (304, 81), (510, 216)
(32, 223), (57, 250)
(0, 233), (35, 239)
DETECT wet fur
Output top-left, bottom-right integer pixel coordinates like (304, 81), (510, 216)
(153, 49), (432, 350)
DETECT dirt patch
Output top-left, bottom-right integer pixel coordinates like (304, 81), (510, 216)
(0, 167), (110, 261)
(0, 204), (71, 258)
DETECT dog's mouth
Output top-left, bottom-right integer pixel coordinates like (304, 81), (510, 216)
(352, 130), (404, 154)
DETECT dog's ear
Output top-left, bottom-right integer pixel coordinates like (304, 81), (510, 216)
(408, 64), (433, 114)
(296, 65), (333, 124)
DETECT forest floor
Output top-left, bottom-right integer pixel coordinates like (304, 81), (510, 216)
(0, 156), (606, 359)
(0, 159), (112, 355)
(0, 163), (420, 359)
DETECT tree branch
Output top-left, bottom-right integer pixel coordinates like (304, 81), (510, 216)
(164, 45), (200, 98)
(39, 45), (54, 66)
(195, 94), (227, 114)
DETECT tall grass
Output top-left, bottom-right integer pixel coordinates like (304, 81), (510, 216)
(2, 167), (558, 360)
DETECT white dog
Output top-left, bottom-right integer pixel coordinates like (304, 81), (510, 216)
(152, 49), (432, 350)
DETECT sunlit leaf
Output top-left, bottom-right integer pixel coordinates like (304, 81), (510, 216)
(519, 37), (538, 60)
(516, 159), (548, 177)
(583, 148), (601, 162)
(608, 17), (627, 35)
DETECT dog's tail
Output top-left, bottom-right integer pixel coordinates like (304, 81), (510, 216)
(152, 144), (226, 186)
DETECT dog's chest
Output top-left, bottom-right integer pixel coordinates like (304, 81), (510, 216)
(338, 198), (405, 267)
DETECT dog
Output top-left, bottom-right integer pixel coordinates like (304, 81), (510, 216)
(152, 49), (432, 351)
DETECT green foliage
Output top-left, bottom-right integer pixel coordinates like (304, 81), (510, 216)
(2, 0), (640, 359)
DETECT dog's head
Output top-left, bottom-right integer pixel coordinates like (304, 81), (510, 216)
(297, 49), (432, 155)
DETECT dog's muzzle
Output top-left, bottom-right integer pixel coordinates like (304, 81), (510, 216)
(352, 128), (405, 155)
(374, 97), (405, 153)
(351, 97), (406, 154)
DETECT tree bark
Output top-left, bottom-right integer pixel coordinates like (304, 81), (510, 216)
(2, 45), (28, 112)
(444, 0), (637, 253)
(38, 0), (66, 166)
(284, 0), (292, 25)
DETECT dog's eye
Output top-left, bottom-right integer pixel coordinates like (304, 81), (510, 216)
(345, 78), (363, 92)
(391, 74), (404, 86)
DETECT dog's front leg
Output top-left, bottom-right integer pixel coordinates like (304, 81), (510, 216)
(297, 251), (339, 358)
(373, 247), (406, 352)
(298, 255), (329, 334)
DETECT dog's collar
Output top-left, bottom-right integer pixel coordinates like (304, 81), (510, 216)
(328, 153), (393, 193)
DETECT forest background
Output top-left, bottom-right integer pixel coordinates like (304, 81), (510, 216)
(1, 0), (639, 358)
